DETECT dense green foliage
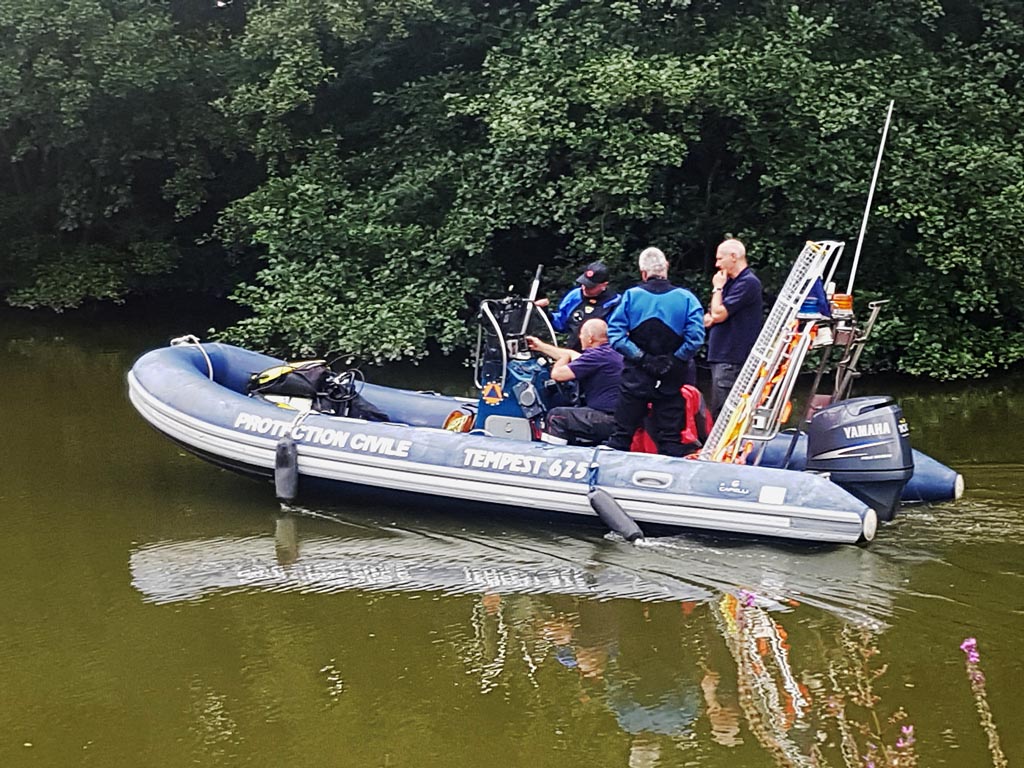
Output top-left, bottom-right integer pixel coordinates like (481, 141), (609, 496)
(2, 0), (1023, 377)
(0, 0), (244, 307)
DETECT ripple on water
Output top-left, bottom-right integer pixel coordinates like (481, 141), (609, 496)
(128, 458), (1022, 635)
(886, 497), (1024, 549)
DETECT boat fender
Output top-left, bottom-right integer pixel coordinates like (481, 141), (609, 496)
(275, 436), (299, 502)
(588, 488), (644, 542)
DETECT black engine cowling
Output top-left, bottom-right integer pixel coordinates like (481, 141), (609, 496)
(805, 396), (913, 522)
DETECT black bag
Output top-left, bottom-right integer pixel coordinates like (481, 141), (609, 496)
(345, 394), (391, 422)
(247, 361), (330, 398)
(248, 361), (391, 422)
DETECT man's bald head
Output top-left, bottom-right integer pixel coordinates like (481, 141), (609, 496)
(715, 239), (748, 277)
(579, 318), (609, 348)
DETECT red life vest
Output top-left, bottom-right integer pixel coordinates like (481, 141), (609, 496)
(629, 384), (713, 454)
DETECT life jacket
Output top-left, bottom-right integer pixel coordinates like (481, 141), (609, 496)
(565, 289), (621, 350)
(629, 384), (713, 455)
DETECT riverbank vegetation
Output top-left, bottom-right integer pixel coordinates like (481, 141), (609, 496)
(1, 0), (1021, 377)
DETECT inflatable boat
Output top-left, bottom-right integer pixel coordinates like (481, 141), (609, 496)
(127, 243), (962, 546)
(127, 339), (959, 547)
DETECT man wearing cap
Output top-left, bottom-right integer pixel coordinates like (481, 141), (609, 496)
(606, 247), (705, 457)
(704, 238), (764, 417)
(536, 261), (621, 351)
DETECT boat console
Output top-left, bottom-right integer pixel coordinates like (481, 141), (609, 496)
(472, 274), (572, 440)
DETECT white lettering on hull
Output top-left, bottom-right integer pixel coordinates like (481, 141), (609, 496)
(233, 412), (411, 458)
(463, 448), (545, 475)
(461, 449), (592, 479)
(232, 413), (598, 476)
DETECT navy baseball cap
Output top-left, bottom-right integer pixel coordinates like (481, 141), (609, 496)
(576, 261), (610, 288)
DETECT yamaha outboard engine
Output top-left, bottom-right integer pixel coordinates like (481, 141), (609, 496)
(805, 396), (913, 521)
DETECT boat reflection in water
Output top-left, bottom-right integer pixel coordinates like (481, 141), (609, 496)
(712, 592), (929, 768)
(131, 512), (906, 624)
(129, 514), (928, 766)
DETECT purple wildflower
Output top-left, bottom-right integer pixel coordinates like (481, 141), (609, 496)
(740, 589), (756, 607)
(895, 724), (916, 750)
(960, 637), (980, 664)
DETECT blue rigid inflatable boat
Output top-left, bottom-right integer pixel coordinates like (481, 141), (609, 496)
(126, 340), (961, 545)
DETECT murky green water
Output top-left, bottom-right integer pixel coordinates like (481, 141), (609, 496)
(1, 309), (1020, 767)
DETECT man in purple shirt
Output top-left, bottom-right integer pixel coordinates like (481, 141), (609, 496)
(704, 239), (764, 417)
(527, 318), (624, 444)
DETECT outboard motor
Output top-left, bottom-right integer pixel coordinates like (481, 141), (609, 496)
(805, 396), (913, 521)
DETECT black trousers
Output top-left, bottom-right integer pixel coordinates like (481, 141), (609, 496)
(546, 406), (616, 445)
(709, 361), (742, 418)
(606, 361), (688, 456)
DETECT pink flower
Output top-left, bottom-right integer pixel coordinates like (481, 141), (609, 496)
(897, 724), (916, 748)
(740, 589), (756, 607)
(960, 637), (980, 664)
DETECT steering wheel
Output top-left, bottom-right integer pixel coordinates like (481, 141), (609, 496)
(323, 368), (365, 404)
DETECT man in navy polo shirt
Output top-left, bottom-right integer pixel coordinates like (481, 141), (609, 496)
(527, 318), (624, 444)
(704, 238), (764, 417)
(536, 261), (622, 351)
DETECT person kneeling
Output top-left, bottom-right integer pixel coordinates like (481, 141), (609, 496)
(526, 319), (624, 445)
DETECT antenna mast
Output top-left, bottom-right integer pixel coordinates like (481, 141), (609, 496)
(847, 100), (895, 294)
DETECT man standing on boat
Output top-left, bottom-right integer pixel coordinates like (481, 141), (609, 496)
(703, 239), (764, 417)
(535, 261), (621, 350)
(605, 247), (705, 457)
(526, 318), (624, 445)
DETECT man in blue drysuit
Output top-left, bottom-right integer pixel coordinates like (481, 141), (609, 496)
(538, 261), (622, 351)
(606, 247), (705, 457)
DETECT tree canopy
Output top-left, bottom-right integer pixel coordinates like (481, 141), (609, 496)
(2, 0), (1022, 377)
